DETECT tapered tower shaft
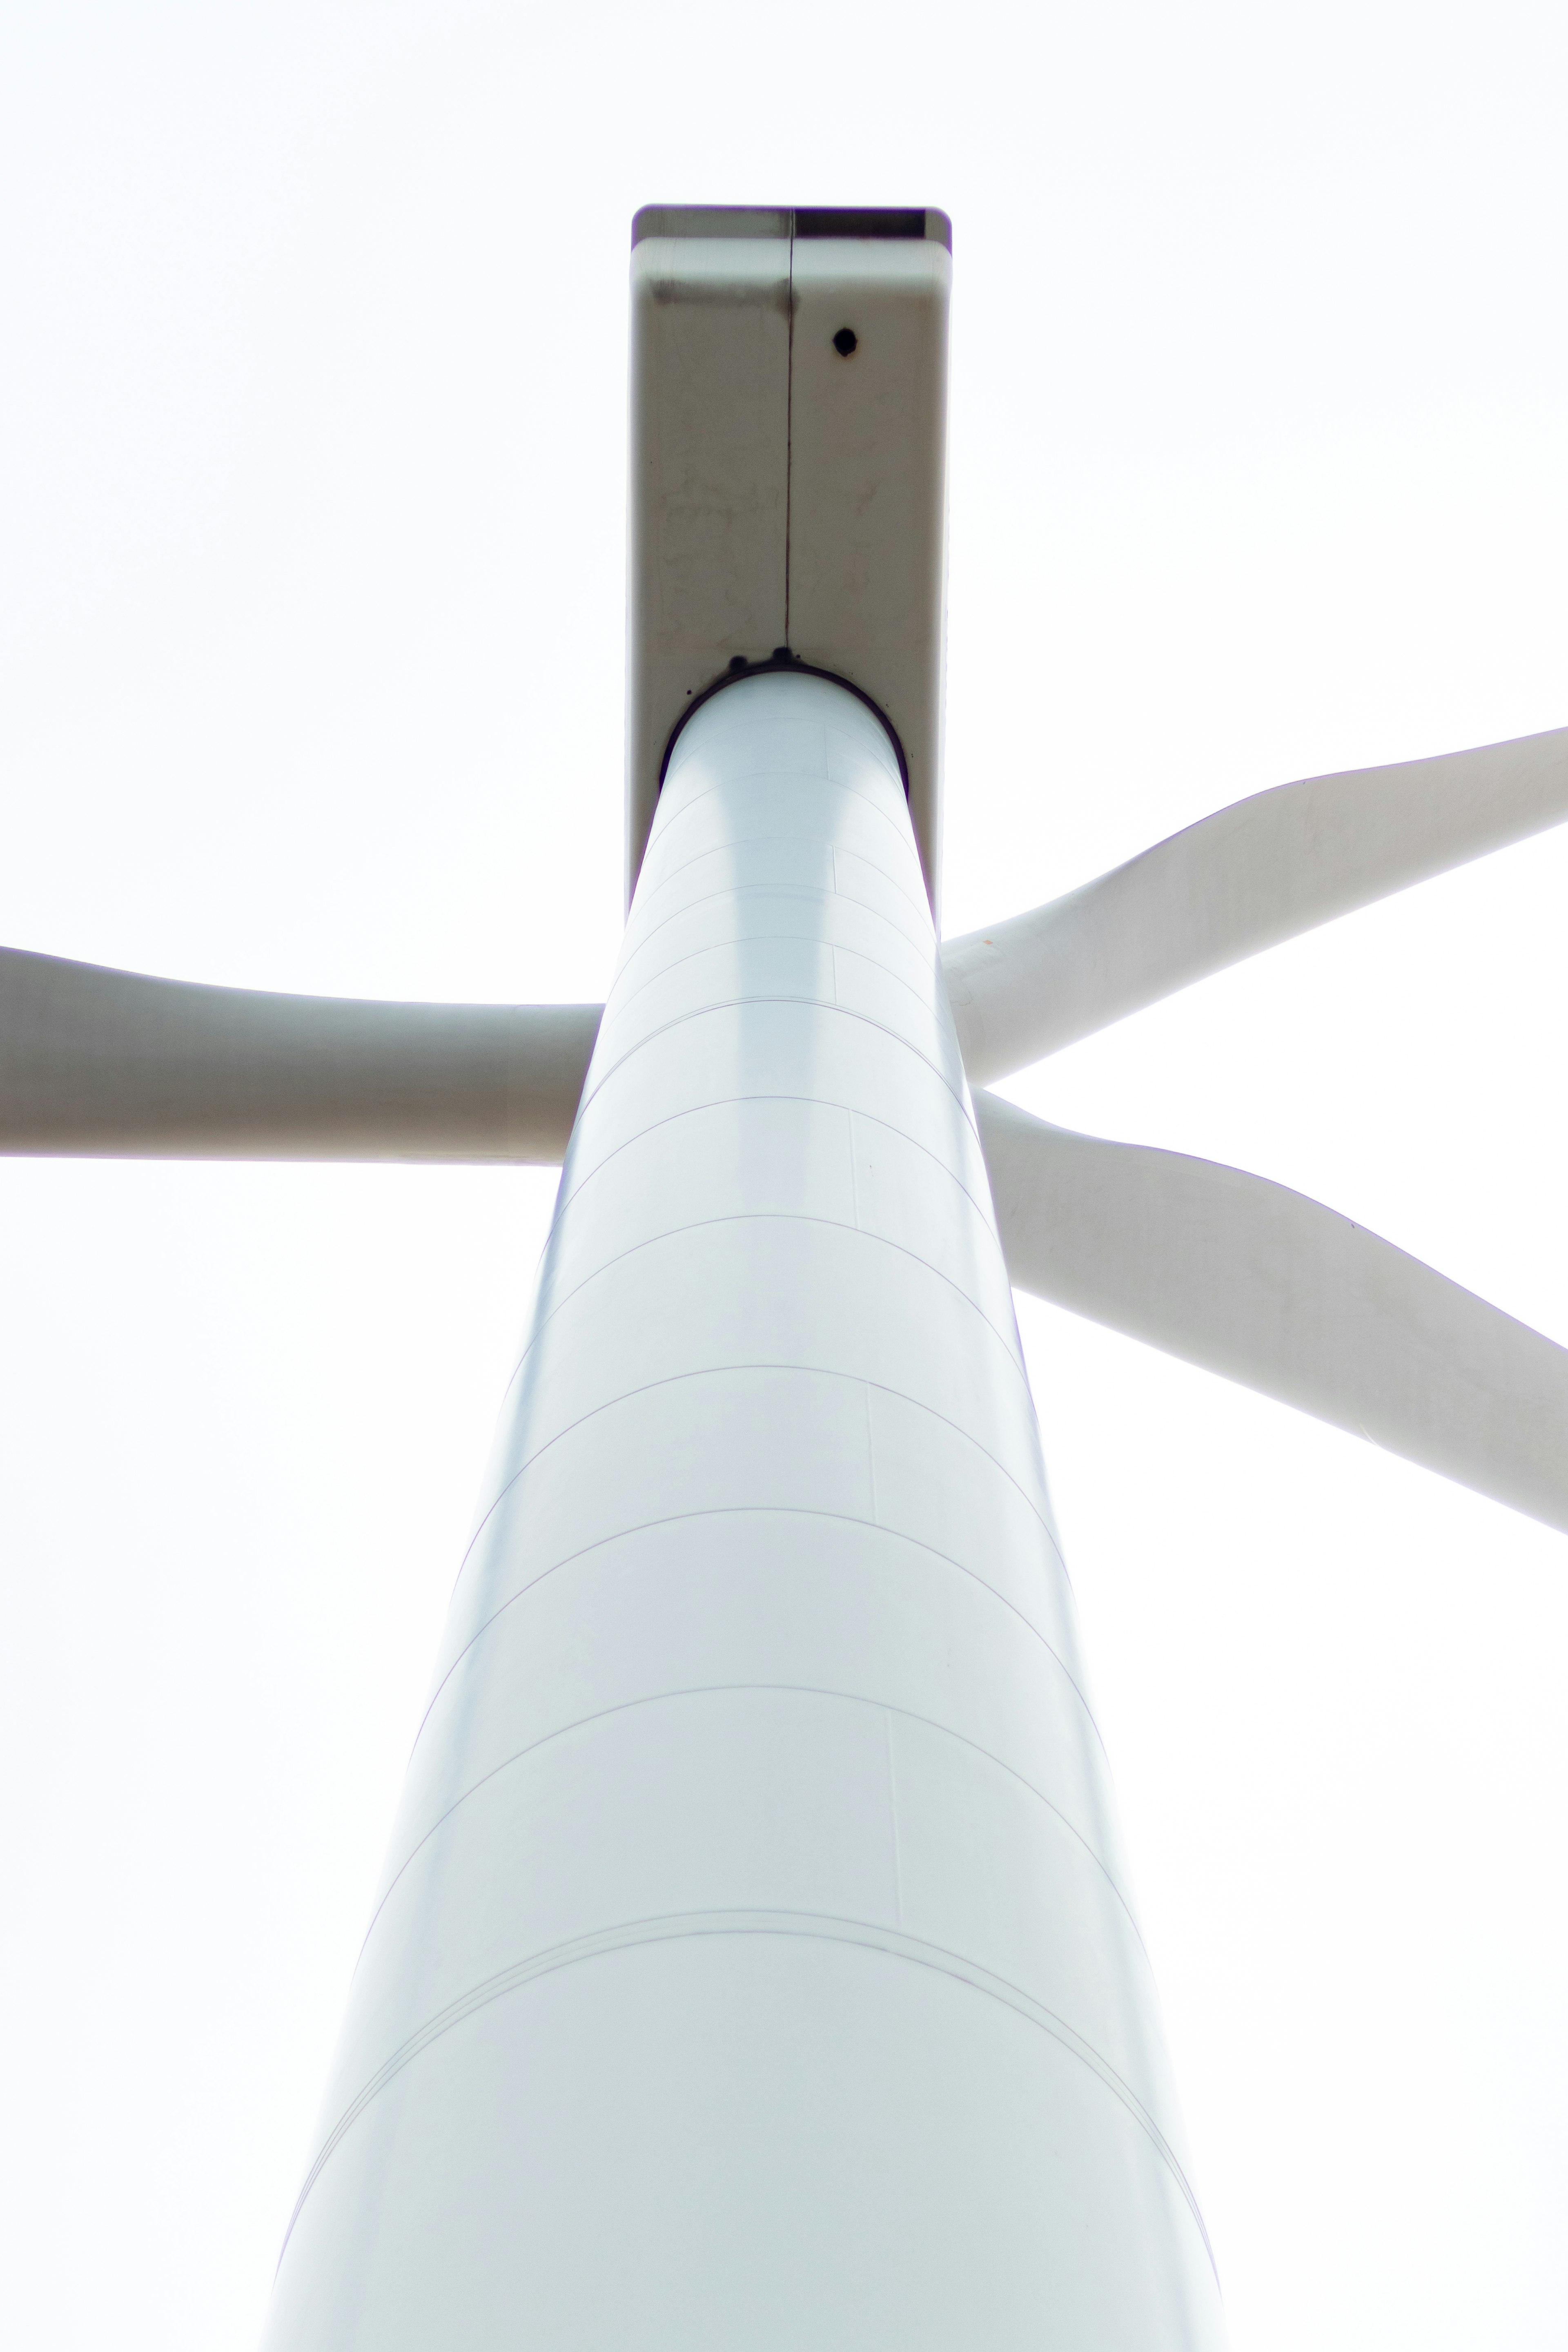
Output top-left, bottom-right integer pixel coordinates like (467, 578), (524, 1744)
(263, 671), (1224, 2347)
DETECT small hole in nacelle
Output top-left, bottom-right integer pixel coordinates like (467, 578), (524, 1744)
(832, 327), (858, 357)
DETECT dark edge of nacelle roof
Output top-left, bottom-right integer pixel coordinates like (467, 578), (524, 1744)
(631, 205), (952, 250)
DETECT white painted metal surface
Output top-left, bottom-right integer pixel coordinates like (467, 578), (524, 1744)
(944, 722), (1568, 1082)
(626, 207), (950, 908)
(978, 1091), (1568, 1532)
(0, 946), (599, 1160)
(262, 671), (1225, 2349)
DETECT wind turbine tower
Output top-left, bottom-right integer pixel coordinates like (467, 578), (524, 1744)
(4, 207), (1566, 2349)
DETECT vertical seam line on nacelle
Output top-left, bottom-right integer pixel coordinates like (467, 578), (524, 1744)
(784, 212), (794, 643)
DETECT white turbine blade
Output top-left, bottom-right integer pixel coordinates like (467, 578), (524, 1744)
(976, 1090), (1568, 1534)
(0, 945), (601, 1162)
(945, 723), (1568, 1083)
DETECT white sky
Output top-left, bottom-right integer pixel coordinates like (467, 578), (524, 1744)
(1, 4), (1565, 2345)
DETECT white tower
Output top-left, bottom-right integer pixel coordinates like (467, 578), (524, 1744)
(263, 661), (1224, 2345)
(4, 206), (1565, 2346)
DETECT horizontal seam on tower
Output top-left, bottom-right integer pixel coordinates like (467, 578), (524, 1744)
(495, 1212), (1029, 1411)
(599, 927), (945, 1041)
(615, 878), (932, 982)
(455, 1364), (1058, 1588)
(653, 758), (912, 832)
(650, 769), (921, 864)
(655, 762), (902, 821)
(424, 1504), (1085, 1757)
(553, 1092), (998, 1243)
(577, 995), (975, 1131)
(669, 730), (899, 782)
(643, 823), (929, 904)
(361, 1682), (1143, 1977)
(632, 832), (929, 920)
(280, 1911), (1214, 2284)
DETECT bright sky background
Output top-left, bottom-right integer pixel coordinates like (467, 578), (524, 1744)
(2, 4), (1566, 2346)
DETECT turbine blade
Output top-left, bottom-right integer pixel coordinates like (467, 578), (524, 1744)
(0, 946), (601, 1162)
(976, 1090), (1568, 1534)
(945, 724), (1568, 1083)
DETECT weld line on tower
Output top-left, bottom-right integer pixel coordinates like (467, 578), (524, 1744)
(280, 1910), (1214, 2281)
(784, 211), (795, 642)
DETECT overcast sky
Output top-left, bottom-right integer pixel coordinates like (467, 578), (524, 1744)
(2, 4), (1566, 2345)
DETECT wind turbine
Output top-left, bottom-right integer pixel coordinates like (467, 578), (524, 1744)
(4, 205), (1565, 2348)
